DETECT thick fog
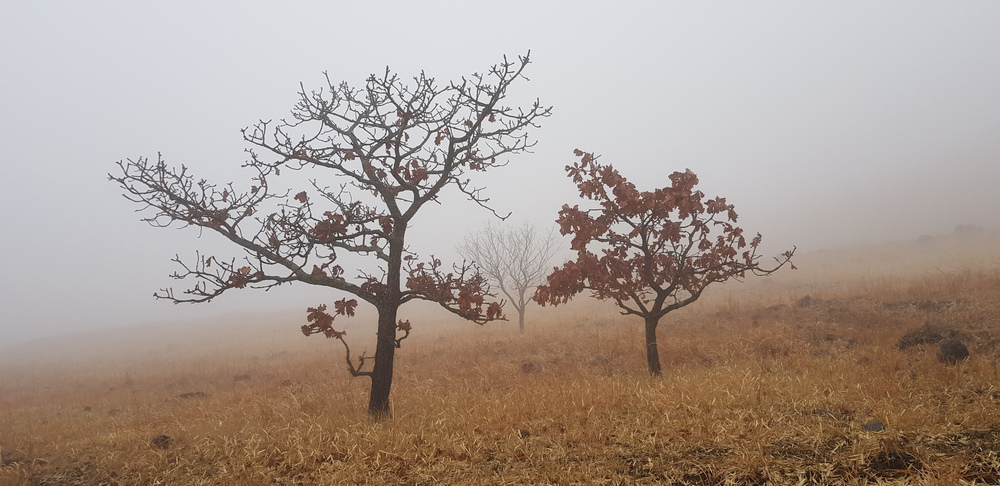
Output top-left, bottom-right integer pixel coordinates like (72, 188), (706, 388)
(2, 2), (999, 347)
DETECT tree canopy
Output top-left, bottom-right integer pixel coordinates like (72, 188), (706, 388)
(535, 150), (794, 374)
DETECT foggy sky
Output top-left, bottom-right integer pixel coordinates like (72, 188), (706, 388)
(2, 1), (999, 346)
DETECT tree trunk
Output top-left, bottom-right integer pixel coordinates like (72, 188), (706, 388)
(645, 316), (662, 376)
(369, 228), (404, 421)
(517, 289), (526, 333)
(367, 304), (398, 420)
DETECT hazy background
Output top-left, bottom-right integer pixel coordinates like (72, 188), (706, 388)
(2, 1), (999, 347)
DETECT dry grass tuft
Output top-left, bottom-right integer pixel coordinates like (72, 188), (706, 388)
(3, 234), (1000, 484)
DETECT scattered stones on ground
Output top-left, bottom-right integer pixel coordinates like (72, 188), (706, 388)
(864, 419), (885, 432)
(151, 435), (171, 450)
(939, 338), (970, 364)
(179, 391), (207, 399)
(233, 374), (251, 382)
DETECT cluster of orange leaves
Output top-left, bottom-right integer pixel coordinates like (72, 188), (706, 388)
(536, 150), (792, 311)
(227, 266), (254, 289)
(301, 299), (358, 340)
(405, 259), (503, 321)
(311, 212), (349, 243)
(310, 263), (344, 278)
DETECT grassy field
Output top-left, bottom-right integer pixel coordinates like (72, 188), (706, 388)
(2, 230), (1000, 485)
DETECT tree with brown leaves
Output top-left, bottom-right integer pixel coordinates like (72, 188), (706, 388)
(110, 53), (550, 419)
(534, 150), (795, 375)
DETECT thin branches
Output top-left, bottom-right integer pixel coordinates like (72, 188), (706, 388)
(457, 221), (559, 331)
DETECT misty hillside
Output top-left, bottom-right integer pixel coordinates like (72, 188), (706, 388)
(2, 226), (996, 369)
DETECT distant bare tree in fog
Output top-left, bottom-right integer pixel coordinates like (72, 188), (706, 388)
(535, 150), (795, 376)
(110, 52), (550, 420)
(457, 221), (560, 332)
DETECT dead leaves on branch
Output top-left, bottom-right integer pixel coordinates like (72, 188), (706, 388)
(310, 262), (344, 279)
(311, 211), (350, 243)
(536, 150), (795, 318)
(301, 301), (356, 340)
(227, 266), (255, 289)
(405, 257), (504, 323)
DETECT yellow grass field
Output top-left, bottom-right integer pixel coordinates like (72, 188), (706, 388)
(2, 229), (1000, 485)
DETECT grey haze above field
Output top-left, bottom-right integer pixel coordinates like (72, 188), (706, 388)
(1, 1), (998, 346)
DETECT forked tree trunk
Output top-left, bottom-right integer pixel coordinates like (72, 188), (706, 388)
(367, 305), (398, 420)
(645, 316), (662, 376)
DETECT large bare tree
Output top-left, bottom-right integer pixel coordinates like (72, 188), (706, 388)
(457, 221), (560, 332)
(110, 53), (550, 419)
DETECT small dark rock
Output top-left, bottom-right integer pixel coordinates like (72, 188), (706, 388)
(233, 374), (252, 382)
(1, 449), (28, 466)
(151, 435), (171, 450)
(864, 419), (885, 432)
(179, 391), (207, 399)
(83, 406), (92, 412)
(518, 429), (531, 438)
(939, 338), (970, 364)
(521, 362), (535, 373)
(795, 295), (811, 307)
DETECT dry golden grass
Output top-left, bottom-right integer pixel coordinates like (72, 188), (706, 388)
(3, 230), (1000, 485)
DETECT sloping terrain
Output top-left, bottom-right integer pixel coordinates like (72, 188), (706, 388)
(2, 230), (1000, 485)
